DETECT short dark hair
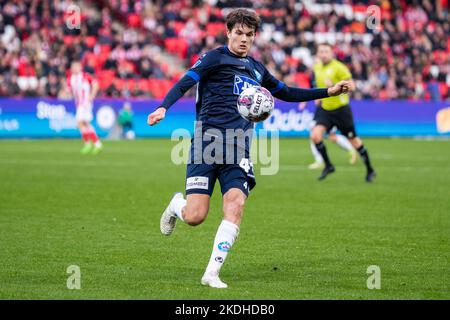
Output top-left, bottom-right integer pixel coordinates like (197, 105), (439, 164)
(226, 8), (261, 33)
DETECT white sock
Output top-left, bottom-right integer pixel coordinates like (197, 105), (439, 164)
(170, 196), (186, 221)
(205, 220), (239, 276)
(94, 141), (102, 148)
(335, 134), (354, 152)
(310, 140), (323, 163)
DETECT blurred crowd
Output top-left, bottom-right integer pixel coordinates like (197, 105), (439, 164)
(0, 0), (449, 100)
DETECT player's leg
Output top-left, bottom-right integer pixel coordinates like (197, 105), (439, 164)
(329, 131), (357, 165)
(308, 140), (324, 170)
(175, 193), (211, 226)
(201, 188), (244, 288)
(337, 105), (376, 182)
(311, 124), (335, 180)
(201, 163), (253, 288)
(85, 122), (103, 154)
(160, 163), (216, 235)
(160, 192), (211, 235)
(348, 137), (376, 182)
(311, 107), (335, 180)
(307, 118), (323, 169)
(77, 121), (93, 154)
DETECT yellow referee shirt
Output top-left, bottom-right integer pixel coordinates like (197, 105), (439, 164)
(313, 59), (352, 111)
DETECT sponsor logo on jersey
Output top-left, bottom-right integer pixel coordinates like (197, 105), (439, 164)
(192, 59), (202, 69)
(218, 241), (232, 252)
(186, 176), (209, 190)
(254, 69), (262, 82)
(233, 75), (259, 95)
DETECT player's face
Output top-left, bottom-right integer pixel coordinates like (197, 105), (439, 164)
(71, 62), (82, 74)
(317, 45), (333, 64)
(227, 24), (255, 57)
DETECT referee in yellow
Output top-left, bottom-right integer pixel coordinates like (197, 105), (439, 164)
(310, 43), (376, 182)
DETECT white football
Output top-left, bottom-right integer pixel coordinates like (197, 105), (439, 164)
(237, 86), (275, 122)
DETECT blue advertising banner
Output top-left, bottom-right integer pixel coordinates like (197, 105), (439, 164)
(0, 98), (449, 138)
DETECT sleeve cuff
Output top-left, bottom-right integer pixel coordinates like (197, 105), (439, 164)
(186, 70), (200, 82)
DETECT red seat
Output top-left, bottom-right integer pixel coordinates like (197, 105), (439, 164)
(206, 22), (225, 37)
(173, 21), (186, 36)
(164, 38), (188, 59)
(293, 73), (310, 88)
(99, 44), (111, 55)
(138, 79), (150, 91)
(125, 79), (137, 91)
(127, 13), (141, 28)
(439, 82), (448, 98)
(63, 35), (78, 46)
(148, 79), (174, 98)
(114, 78), (126, 91)
(84, 36), (97, 48)
(285, 57), (299, 68)
(97, 70), (115, 90)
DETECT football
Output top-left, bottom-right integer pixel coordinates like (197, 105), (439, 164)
(237, 86), (275, 122)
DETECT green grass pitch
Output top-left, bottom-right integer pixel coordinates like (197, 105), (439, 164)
(0, 138), (448, 299)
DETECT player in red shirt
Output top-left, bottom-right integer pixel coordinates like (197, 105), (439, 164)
(67, 61), (103, 154)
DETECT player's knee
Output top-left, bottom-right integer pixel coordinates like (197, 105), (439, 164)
(311, 130), (322, 144)
(328, 134), (337, 142)
(184, 207), (208, 226)
(349, 137), (362, 148)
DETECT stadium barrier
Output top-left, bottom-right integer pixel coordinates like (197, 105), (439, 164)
(0, 98), (449, 138)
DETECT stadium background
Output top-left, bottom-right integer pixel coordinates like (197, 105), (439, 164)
(0, 0), (449, 138)
(0, 0), (449, 300)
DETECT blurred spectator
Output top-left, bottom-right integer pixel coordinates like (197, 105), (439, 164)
(118, 101), (135, 140)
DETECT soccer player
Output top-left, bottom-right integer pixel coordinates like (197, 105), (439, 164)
(67, 61), (102, 154)
(310, 43), (376, 182)
(299, 100), (357, 169)
(147, 9), (351, 288)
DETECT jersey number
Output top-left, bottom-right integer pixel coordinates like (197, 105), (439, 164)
(239, 158), (253, 174)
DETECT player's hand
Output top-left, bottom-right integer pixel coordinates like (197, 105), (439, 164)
(147, 107), (166, 126)
(327, 80), (351, 96)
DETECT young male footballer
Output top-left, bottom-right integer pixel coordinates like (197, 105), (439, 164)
(147, 8), (351, 288)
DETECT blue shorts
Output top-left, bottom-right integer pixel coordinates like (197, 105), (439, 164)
(186, 162), (256, 197)
(185, 136), (256, 197)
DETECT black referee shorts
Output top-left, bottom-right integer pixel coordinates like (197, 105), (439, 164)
(314, 104), (357, 138)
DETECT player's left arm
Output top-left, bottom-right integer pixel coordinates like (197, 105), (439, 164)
(261, 66), (350, 102)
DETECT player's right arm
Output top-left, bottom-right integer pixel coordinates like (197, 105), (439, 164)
(147, 51), (219, 126)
